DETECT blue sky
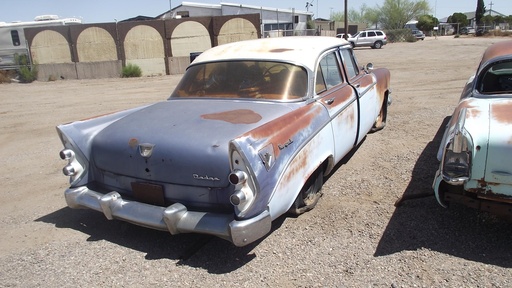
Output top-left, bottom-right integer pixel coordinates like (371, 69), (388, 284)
(1, 1), (510, 24)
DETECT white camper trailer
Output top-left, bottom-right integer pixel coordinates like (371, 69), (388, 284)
(0, 15), (81, 69)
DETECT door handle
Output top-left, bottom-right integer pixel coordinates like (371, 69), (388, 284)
(325, 98), (335, 105)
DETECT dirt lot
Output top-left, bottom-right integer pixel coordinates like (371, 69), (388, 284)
(1, 36), (511, 287)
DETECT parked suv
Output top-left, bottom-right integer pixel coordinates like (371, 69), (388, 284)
(348, 30), (387, 49)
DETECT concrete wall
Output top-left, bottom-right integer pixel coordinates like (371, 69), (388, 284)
(24, 14), (260, 81)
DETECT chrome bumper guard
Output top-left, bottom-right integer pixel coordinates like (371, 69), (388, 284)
(64, 187), (272, 247)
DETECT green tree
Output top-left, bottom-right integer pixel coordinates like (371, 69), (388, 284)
(330, 11), (345, 22)
(363, 7), (381, 29)
(378, 0), (431, 30)
(348, 7), (364, 23)
(447, 12), (468, 33)
(475, 0), (486, 25)
(481, 14), (494, 26)
(493, 15), (504, 25)
(505, 15), (512, 26)
(330, 4), (380, 29)
(416, 14), (438, 32)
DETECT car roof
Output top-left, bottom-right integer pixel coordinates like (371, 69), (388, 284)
(480, 40), (512, 66)
(191, 36), (350, 72)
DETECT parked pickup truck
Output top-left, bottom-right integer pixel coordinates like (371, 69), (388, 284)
(57, 36), (392, 246)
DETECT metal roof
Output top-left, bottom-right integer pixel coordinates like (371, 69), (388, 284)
(192, 36), (350, 72)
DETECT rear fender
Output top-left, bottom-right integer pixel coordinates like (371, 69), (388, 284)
(230, 102), (333, 220)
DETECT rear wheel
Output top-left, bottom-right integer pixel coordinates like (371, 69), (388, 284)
(288, 168), (324, 215)
(373, 41), (383, 49)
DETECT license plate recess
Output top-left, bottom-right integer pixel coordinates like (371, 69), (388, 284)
(131, 182), (165, 206)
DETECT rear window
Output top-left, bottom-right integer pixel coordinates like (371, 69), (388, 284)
(171, 61), (308, 101)
(478, 60), (512, 94)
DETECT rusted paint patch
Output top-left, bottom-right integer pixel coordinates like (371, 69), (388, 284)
(491, 101), (512, 124)
(281, 138), (313, 188)
(244, 104), (321, 157)
(371, 68), (390, 103)
(128, 138), (139, 148)
(447, 98), (479, 127)
(480, 40), (512, 65)
(201, 109), (262, 124)
(359, 74), (374, 87)
(328, 85), (355, 110)
(269, 48), (294, 53)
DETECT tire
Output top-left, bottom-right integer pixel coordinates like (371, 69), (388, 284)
(370, 96), (388, 132)
(288, 168), (324, 215)
(350, 42), (355, 48)
(373, 41), (383, 49)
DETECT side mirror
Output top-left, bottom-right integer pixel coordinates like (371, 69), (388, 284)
(363, 63), (374, 73)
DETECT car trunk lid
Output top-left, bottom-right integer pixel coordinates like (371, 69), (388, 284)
(91, 99), (293, 188)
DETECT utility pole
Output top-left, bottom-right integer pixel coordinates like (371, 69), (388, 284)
(344, 0), (348, 39)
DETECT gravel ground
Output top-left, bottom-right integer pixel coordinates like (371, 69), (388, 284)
(0, 35), (511, 287)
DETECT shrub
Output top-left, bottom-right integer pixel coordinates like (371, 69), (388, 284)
(0, 70), (15, 84)
(15, 54), (38, 83)
(405, 34), (417, 42)
(18, 65), (38, 83)
(122, 63), (142, 78)
(385, 29), (411, 43)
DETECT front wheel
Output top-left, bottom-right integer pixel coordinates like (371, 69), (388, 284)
(288, 168), (324, 215)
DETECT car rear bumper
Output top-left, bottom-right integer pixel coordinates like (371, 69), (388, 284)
(64, 186), (272, 247)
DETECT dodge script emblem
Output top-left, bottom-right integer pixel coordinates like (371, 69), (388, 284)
(139, 143), (155, 158)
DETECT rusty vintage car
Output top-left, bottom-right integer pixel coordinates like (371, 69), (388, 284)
(433, 40), (512, 219)
(57, 36), (391, 246)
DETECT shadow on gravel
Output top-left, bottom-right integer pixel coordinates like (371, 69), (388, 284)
(375, 117), (512, 268)
(36, 207), (287, 273)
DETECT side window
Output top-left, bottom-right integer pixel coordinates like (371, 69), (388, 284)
(360, 32), (367, 38)
(315, 52), (343, 94)
(376, 31), (383, 36)
(11, 30), (20, 46)
(340, 49), (359, 79)
(368, 31), (376, 37)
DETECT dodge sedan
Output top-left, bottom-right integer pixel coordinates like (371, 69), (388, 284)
(433, 40), (512, 219)
(57, 36), (392, 246)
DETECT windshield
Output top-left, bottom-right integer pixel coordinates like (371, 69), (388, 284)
(170, 61), (308, 101)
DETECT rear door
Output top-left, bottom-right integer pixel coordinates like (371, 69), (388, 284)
(315, 49), (358, 163)
(367, 31), (377, 46)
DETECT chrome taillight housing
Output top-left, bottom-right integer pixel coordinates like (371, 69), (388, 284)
(60, 149), (84, 182)
(229, 149), (257, 217)
(441, 108), (472, 184)
(57, 128), (88, 186)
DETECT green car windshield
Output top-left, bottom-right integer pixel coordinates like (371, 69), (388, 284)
(170, 61), (308, 100)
